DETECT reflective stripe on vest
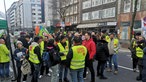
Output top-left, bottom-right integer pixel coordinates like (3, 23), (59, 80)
(106, 35), (110, 43)
(70, 45), (87, 70)
(136, 44), (144, 58)
(58, 41), (69, 60)
(29, 45), (40, 64)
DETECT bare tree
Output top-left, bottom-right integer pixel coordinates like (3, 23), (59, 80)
(56, 0), (71, 22)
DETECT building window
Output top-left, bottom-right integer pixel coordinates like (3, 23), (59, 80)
(37, 4), (41, 7)
(74, 5), (78, 13)
(92, 0), (102, 7)
(32, 13), (36, 15)
(82, 12), (90, 21)
(124, 0), (131, 13)
(92, 11), (100, 19)
(102, 7), (115, 18)
(31, 4), (35, 7)
(102, 0), (116, 4)
(132, 0), (141, 12)
(74, 15), (77, 23)
(82, 0), (91, 9)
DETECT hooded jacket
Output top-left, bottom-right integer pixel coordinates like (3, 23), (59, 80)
(82, 38), (96, 60)
(95, 40), (109, 61)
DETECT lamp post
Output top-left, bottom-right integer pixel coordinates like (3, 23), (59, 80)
(3, 0), (17, 81)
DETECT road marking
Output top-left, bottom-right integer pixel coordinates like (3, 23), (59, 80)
(118, 65), (133, 71)
(9, 67), (13, 72)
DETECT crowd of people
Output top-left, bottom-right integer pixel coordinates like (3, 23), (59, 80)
(0, 30), (146, 82)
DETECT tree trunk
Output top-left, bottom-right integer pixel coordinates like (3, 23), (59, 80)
(130, 0), (138, 41)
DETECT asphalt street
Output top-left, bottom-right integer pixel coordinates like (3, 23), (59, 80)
(0, 49), (142, 82)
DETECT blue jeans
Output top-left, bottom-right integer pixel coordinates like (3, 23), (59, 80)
(109, 54), (118, 70)
(70, 68), (84, 82)
(59, 64), (68, 80)
(0, 62), (10, 78)
(31, 63), (40, 82)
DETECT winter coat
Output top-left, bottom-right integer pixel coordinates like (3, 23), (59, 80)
(142, 47), (146, 82)
(14, 48), (28, 67)
(82, 38), (96, 60)
(95, 40), (109, 61)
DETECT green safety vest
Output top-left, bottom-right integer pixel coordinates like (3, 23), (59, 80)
(40, 41), (44, 56)
(29, 45), (40, 64)
(70, 45), (87, 70)
(0, 44), (10, 63)
(58, 41), (69, 61)
(136, 44), (144, 58)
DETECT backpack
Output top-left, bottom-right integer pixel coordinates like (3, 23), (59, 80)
(49, 49), (61, 66)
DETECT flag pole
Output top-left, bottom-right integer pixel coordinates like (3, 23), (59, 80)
(3, 0), (17, 81)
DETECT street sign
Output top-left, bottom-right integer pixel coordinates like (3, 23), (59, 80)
(0, 19), (7, 29)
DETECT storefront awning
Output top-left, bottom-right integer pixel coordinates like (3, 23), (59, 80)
(77, 23), (98, 28)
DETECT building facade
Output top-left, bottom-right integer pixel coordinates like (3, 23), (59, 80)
(7, 0), (42, 31)
(118, 0), (146, 40)
(77, 0), (118, 32)
(59, 0), (79, 31)
(43, 0), (60, 27)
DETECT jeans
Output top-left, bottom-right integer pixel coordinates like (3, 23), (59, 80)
(97, 61), (106, 77)
(31, 63), (40, 82)
(17, 67), (27, 82)
(70, 68), (84, 82)
(59, 64), (68, 80)
(83, 60), (95, 82)
(51, 64), (59, 82)
(0, 62), (10, 78)
(109, 54), (118, 71)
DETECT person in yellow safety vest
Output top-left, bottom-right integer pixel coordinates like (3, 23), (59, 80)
(129, 32), (140, 72)
(135, 36), (146, 81)
(101, 30), (110, 43)
(57, 35), (69, 82)
(107, 33), (120, 75)
(0, 39), (10, 79)
(66, 36), (88, 82)
(29, 37), (42, 82)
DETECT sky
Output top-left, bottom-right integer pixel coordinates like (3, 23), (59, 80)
(0, 0), (18, 13)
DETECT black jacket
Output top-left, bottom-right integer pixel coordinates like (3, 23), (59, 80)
(142, 47), (146, 82)
(95, 40), (109, 61)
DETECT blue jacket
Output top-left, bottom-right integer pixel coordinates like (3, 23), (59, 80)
(142, 47), (146, 82)
(14, 48), (28, 67)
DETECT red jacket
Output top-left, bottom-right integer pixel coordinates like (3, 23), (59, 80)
(82, 38), (96, 60)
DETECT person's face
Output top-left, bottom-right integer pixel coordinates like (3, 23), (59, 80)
(61, 38), (66, 43)
(17, 43), (23, 48)
(0, 39), (5, 44)
(25, 38), (30, 42)
(139, 36), (143, 41)
(39, 39), (43, 43)
(135, 35), (139, 40)
(101, 32), (104, 36)
(110, 34), (114, 39)
(85, 33), (90, 40)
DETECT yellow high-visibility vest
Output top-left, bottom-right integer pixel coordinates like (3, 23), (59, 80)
(136, 43), (144, 58)
(70, 45), (87, 70)
(29, 45), (40, 64)
(58, 41), (69, 61)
